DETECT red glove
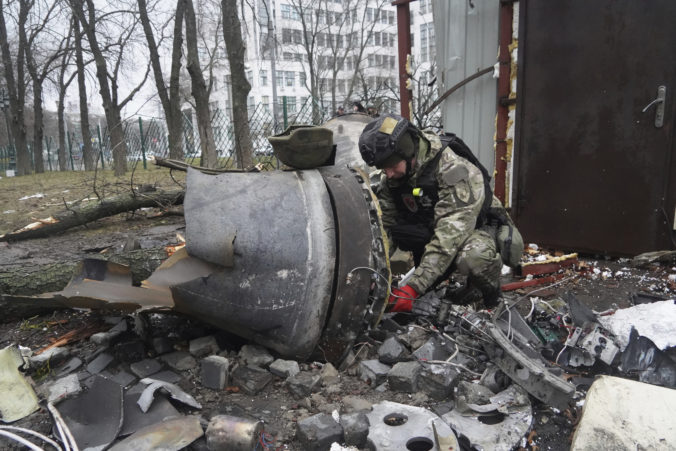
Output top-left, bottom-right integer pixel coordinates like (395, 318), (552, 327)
(387, 285), (419, 312)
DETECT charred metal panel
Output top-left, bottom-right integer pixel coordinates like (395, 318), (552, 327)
(514, 0), (676, 255)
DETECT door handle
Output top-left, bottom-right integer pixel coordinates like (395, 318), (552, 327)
(642, 85), (666, 128)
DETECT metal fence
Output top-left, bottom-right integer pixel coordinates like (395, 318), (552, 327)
(0, 96), (334, 172)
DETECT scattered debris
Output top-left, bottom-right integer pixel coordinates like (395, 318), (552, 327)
(0, 346), (39, 422)
(58, 375), (124, 450)
(205, 414), (263, 451)
(137, 378), (202, 413)
(108, 415), (203, 451)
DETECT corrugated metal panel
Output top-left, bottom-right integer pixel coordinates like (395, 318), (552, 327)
(433, 0), (499, 172)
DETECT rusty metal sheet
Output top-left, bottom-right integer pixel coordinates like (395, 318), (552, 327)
(514, 0), (676, 255)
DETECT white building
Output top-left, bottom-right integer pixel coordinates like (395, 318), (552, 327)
(207, 0), (435, 123)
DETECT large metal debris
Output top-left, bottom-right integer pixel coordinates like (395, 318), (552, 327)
(57, 375), (124, 450)
(3, 117), (389, 365)
(443, 384), (532, 451)
(137, 378), (201, 413)
(482, 319), (576, 410)
(365, 401), (458, 451)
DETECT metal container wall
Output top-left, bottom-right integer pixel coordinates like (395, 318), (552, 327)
(176, 168), (337, 359)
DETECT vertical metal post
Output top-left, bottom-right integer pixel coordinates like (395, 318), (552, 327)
(138, 117), (147, 169)
(97, 125), (105, 170)
(67, 132), (75, 171)
(393, 0), (413, 120)
(282, 96), (288, 129)
(494, 1), (514, 205)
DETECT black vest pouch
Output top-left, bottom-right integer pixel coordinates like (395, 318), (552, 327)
(390, 223), (433, 266)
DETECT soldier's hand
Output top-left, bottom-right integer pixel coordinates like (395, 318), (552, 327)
(411, 292), (442, 317)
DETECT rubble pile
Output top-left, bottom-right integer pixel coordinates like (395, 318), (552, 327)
(1, 267), (675, 450)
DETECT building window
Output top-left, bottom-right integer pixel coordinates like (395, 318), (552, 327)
(260, 70), (268, 86)
(287, 96), (297, 113)
(338, 79), (345, 94)
(374, 32), (381, 46)
(282, 28), (292, 44)
(293, 29), (302, 44)
(388, 10), (395, 25)
(368, 54), (375, 67)
(276, 70), (283, 87)
(262, 96), (270, 112)
(285, 71), (295, 87)
(281, 4), (291, 19)
(420, 23), (435, 62)
(299, 72), (306, 86)
(366, 7), (374, 22)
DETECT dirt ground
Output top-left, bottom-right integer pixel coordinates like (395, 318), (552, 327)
(1, 168), (675, 450)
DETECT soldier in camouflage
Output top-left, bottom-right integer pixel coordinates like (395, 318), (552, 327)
(358, 113), (523, 312)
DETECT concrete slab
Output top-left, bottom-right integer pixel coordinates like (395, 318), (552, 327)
(571, 376), (676, 450)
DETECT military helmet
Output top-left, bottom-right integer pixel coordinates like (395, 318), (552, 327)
(358, 114), (417, 168)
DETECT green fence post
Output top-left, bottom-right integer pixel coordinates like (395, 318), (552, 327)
(96, 125), (105, 170)
(138, 117), (147, 169)
(67, 132), (74, 171)
(282, 96), (288, 130)
(45, 136), (52, 171)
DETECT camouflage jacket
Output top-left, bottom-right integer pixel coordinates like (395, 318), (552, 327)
(377, 131), (488, 294)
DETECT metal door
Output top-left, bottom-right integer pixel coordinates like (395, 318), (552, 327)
(514, 0), (676, 255)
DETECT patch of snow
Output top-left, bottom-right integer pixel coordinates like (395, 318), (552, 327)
(3, 210), (16, 214)
(598, 300), (676, 350)
(528, 243), (539, 250)
(19, 193), (44, 200)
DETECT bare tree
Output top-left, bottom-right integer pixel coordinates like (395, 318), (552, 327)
(23, 0), (70, 173)
(0, 0), (31, 175)
(283, 0), (389, 121)
(138, 0), (185, 160)
(53, 36), (75, 171)
(184, 0), (217, 168)
(221, 0), (252, 168)
(69, 0), (149, 175)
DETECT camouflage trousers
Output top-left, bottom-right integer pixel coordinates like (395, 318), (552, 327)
(453, 229), (503, 301)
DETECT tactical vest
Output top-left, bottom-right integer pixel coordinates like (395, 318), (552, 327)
(389, 133), (493, 231)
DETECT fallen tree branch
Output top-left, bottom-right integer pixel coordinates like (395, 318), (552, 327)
(0, 189), (185, 242)
(0, 246), (170, 297)
(0, 246), (171, 322)
(153, 156), (264, 174)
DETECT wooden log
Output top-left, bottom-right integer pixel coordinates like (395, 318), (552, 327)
(0, 189), (185, 242)
(0, 246), (170, 296)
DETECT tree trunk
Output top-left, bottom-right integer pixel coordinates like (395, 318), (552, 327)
(222, 0), (253, 169)
(1, 189), (185, 242)
(184, 0), (217, 168)
(138, 0), (185, 161)
(0, 0), (30, 176)
(0, 247), (170, 321)
(57, 90), (68, 170)
(70, 0), (129, 176)
(73, 18), (94, 170)
(31, 80), (45, 173)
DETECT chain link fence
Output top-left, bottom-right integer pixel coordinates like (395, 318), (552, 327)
(0, 96), (334, 173)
